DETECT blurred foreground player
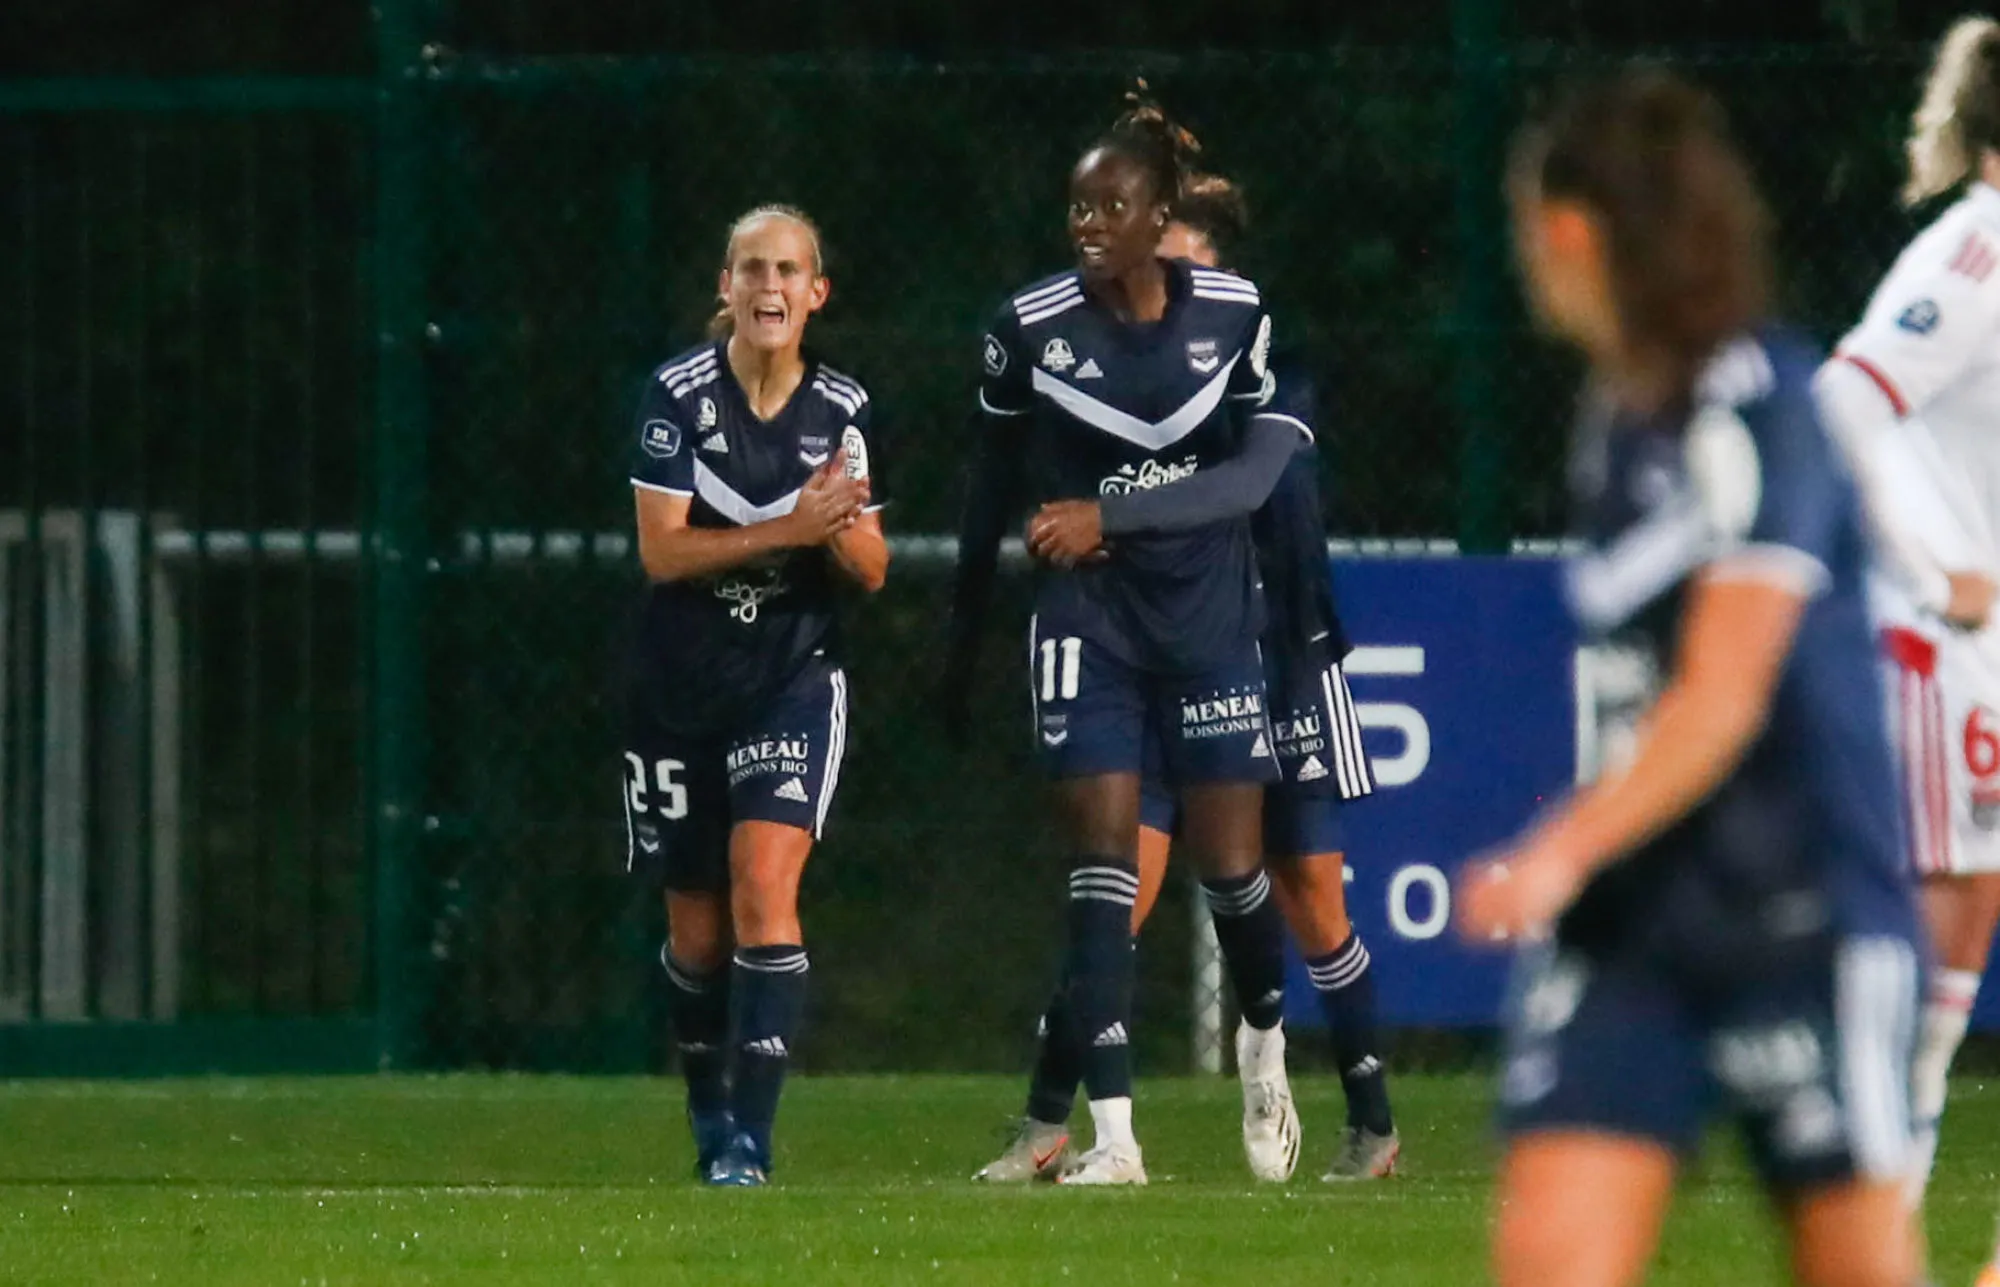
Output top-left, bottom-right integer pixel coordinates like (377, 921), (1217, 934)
(975, 175), (1396, 1185)
(625, 206), (889, 1187)
(1814, 20), (2000, 1267)
(946, 94), (1301, 1185)
(1457, 71), (1923, 1287)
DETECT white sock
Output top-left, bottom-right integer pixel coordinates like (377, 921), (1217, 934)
(1088, 1096), (1136, 1151)
(1908, 967), (1978, 1208)
(1237, 1019), (1287, 1081)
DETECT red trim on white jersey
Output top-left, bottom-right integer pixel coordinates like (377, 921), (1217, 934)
(1884, 627), (1953, 876)
(1950, 230), (1998, 282)
(1838, 352), (1911, 418)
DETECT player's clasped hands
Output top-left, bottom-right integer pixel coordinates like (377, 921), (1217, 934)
(1026, 499), (1109, 568)
(788, 450), (869, 544)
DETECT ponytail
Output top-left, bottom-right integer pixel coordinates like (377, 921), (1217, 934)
(1905, 16), (2000, 207)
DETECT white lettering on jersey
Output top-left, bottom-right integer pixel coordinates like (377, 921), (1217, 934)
(1099, 455), (1200, 495)
(841, 425), (869, 480)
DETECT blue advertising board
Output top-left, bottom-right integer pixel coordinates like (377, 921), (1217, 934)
(1283, 556), (1577, 1028)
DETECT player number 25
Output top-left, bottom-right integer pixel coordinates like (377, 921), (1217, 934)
(624, 752), (689, 820)
(1038, 636), (1083, 702)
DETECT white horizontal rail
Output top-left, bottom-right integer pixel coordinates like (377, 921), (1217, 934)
(143, 527), (1508, 567)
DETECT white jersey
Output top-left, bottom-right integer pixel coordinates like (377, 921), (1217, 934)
(1834, 183), (2000, 630)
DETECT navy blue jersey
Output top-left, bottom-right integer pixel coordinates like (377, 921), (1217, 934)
(1558, 329), (1916, 980)
(1251, 355), (1350, 663)
(980, 259), (1272, 673)
(628, 341), (884, 734)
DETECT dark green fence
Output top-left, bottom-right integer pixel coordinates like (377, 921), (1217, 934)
(0, 28), (1942, 1073)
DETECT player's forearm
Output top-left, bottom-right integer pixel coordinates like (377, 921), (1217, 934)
(641, 519), (799, 584)
(829, 519), (889, 593)
(1815, 358), (1955, 613)
(1099, 417), (1298, 535)
(947, 418), (1025, 658)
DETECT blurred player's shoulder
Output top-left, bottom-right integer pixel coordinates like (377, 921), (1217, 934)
(808, 361), (870, 418)
(1005, 270), (1086, 330)
(1184, 264), (1262, 309)
(1881, 184), (2000, 292)
(649, 342), (725, 411)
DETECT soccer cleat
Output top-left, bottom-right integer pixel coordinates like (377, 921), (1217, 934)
(1055, 1141), (1148, 1186)
(1236, 1021), (1301, 1183)
(972, 1119), (1072, 1183)
(688, 1108), (737, 1178)
(1322, 1125), (1401, 1181)
(703, 1132), (770, 1188)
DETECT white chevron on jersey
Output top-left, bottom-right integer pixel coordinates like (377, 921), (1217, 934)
(1031, 356), (1241, 452)
(693, 460), (801, 527)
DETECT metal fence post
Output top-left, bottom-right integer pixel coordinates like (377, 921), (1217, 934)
(370, 0), (432, 1069)
(1453, 0), (1512, 553)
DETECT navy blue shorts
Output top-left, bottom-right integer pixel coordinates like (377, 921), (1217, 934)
(623, 658), (849, 893)
(1029, 614), (1279, 787)
(1499, 936), (1921, 1193)
(1137, 651), (1373, 858)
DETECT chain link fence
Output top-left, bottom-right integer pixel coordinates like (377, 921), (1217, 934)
(0, 42), (1942, 1072)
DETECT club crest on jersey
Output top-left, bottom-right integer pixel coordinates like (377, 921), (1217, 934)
(1186, 339), (1220, 375)
(697, 396), (719, 429)
(641, 419), (681, 458)
(983, 333), (1009, 377)
(841, 425), (869, 480)
(798, 434), (831, 468)
(1041, 338), (1076, 373)
(1896, 298), (1941, 336)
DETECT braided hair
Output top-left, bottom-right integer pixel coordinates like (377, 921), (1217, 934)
(1091, 80), (1206, 211)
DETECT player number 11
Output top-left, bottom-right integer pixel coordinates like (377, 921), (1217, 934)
(1039, 636), (1083, 702)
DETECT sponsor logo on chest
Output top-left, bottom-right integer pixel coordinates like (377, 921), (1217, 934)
(1100, 455), (1200, 495)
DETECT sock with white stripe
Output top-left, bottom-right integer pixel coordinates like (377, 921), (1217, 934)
(1026, 991), (1084, 1127)
(662, 948), (730, 1117)
(1064, 857), (1139, 1104)
(1909, 966), (1978, 1207)
(729, 944), (809, 1166)
(1307, 932), (1394, 1136)
(1202, 867), (1289, 1032)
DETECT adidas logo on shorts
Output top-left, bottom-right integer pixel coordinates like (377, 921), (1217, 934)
(774, 777), (810, 804)
(1250, 734), (1272, 759)
(1297, 755), (1329, 782)
(1093, 1022), (1129, 1048)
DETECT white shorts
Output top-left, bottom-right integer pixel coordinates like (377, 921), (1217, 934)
(1883, 625), (2000, 876)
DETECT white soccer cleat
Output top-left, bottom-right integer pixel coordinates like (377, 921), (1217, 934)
(1055, 1141), (1148, 1186)
(1322, 1126), (1401, 1181)
(1237, 1020), (1301, 1183)
(972, 1119), (1071, 1183)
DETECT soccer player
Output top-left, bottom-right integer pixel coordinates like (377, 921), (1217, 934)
(1458, 70), (1923, 1287)
(1812, 17), (2000, 1262)
(625, 205), (888, 1188)
(972, 175), (1397, 1186)
(946, 97), (1304, 1186)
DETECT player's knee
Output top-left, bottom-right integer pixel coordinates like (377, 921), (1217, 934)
(1791, 1236), (1914, 1287)
(666, 893), (730, 972)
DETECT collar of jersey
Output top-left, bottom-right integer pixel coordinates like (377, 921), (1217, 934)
(711, 338), (821, 427)
(1030, 353), (1241, 452)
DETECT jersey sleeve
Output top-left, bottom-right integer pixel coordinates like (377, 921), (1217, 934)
(1692, 386), (1841, 600)
(1228, 312), (1276, 404)
(840, 398), (888, 514)
(979, 309), (1032, 417)
(1836, 223), (2000, 415)
(1250, 361), (1316, 444)
(630, 375), (693, 497)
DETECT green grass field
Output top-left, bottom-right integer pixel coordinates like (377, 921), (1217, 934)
(0, 1072), (1997, 1285)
